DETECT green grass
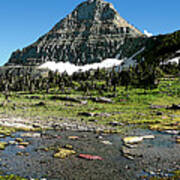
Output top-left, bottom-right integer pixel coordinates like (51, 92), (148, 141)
(0, 77), (180, 131)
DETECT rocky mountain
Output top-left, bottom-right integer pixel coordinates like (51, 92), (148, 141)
(6, 0), (144, 66)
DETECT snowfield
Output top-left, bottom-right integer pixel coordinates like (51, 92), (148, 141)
(144, 30), (153, 37)
(165, 57), (180, 64)
(39, 48), (145, 75)
(39, 59), (124, 75)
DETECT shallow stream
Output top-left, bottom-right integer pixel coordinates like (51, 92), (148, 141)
(0, 129), (179, 179)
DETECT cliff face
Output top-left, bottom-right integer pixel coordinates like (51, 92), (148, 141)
(7, 0), (144, 66)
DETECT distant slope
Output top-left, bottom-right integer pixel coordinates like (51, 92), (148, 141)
(119, 30), (180, 64)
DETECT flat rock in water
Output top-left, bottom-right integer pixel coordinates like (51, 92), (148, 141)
(121, 146), (143, 159)
(54, 148), (76, 159)
(175, 136), (180, 143)
(164, 130), (180, 135)
(101, 140), (112, 145)
(0, 142), (8, 150)
(142, 135), (155, 139)
(21, 132), (41, 138)
(68, 136), (79, 140)
(123, 136), (144, 144)
(78, 154), (103, 160)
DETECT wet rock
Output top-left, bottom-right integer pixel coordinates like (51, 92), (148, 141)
(175, 136), (180, 143)
(123, 136), (143, 144)
(16, 152), (23, 156)
(16, 152), (29, 156)
(63, 144), (73, 150)
(53, 148), (76, 159)
(101, 140), (112, 145)
(68, 136), (79, 140)
(124, 144), (138, 149)
(15, 138), (23, 143)
(19, 142), (30, 147)
(78, 154), (103, 160)
(121, 146), (143, 159)
(0, 134), (6, 138)
(142, 135), (155, 139)
(164, 130), (180, 135)
(8, 141), (18, 145)
(21, 132), (41, 138)
(96, 135), (103, 139)
(18, 145), (26, 149)
(0, 142), (8, 150)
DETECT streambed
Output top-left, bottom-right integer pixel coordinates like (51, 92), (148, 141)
(0, 129), (179, 180)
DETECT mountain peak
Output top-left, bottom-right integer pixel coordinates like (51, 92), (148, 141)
(7, 0), (144, 66)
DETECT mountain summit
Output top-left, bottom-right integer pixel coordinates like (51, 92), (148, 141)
(7, 0), (144, 66)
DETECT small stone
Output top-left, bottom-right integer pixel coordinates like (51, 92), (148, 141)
(64, 144), (73, 150)
(164, 130), (179, 135)
(8, 141), (18, 145)
(96, 135), (103, 139)
(15, 138), (23, 143)
(142, 135), (155, 139)
(24, 152), (29, 156)
(53, 148), (76, 159)
(21, 132), (41, 138)
(176, 136), (180, 143)
(0, 134), (5, 138)
(19, 142), (30, 147)
(16, 152), (23, 156)
(0, 142), (8, 150)
(101, 140), (112, 145)
(68, 136), (79, 140)
(18, 145), (26, 149)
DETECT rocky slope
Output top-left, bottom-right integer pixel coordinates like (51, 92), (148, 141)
(6, 0), (144, 66)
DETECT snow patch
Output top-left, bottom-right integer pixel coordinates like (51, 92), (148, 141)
(161, 57), (180, 65)
(115, 47), (145, 71)
(39, 47), (145, 75)
(144, 30), (153, 37)
(39, 59), (124, 75)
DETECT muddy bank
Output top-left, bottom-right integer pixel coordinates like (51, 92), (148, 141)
(0, 129), (179, 179)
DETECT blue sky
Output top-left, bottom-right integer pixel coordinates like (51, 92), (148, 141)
(0, 0), (179, 66)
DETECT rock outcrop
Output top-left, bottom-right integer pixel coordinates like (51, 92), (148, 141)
(7, 0), (144, 66)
